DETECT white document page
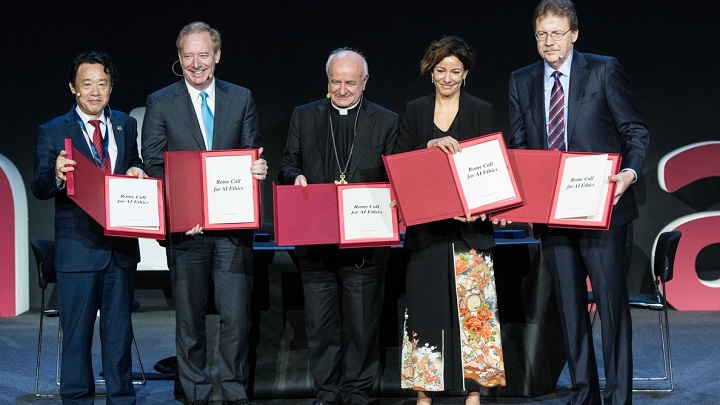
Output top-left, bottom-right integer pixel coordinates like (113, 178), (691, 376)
(205, 155), (255, 224)
(108, 177), (160, 230)
(452, 140), (517, 210)
(553, 154), (608, 219)
(573, 160), (614, 223)
(341, 187), (394, 241)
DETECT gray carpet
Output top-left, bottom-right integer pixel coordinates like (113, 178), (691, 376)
(2, 306), (719, 404)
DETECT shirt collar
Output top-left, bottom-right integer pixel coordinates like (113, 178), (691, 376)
(543, 51), (573, 80)
(186, 79), (216, 101)
(75, 106), (108, 126)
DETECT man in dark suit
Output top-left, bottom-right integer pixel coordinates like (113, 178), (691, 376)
(141, 21), (267, 405)
(278, 48), (398, 405)
(31, 50), (145, 404)
(508, 1), (649, 404)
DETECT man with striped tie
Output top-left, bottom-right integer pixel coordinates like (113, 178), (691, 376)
(508, 1), (649, 404)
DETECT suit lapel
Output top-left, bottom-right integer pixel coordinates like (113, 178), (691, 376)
(529, 64), (547, 148)
(314, 101), (329, 179)
(110, 112), (126, 175)
(213, 80), (230, 150)
(421, 94), (435, 143)
(567, 51), (588, 146)
(347, 99), (376, 181)
(457, 91), (475, 139)
(62, 110), (95, 165)
(172, 81), (207, 150)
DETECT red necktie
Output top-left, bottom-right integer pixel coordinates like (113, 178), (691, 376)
(89, 120), (112, 174)
(548, 71), (566, 151)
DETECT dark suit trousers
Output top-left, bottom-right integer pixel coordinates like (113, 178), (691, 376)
(298, 248), (385, 405)
(168, 234), (254, 402)
(56, 258), (137, 405)
(541, 224), (633, 405)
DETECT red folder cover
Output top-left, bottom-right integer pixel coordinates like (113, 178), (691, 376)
(383, 132), (522, 226)
(273, 183), (340, 246)
(273, 183), (400, 248)
(64, 139), (165, 239)
(165, 149), (261, 233)
(490, 149), (620, 230)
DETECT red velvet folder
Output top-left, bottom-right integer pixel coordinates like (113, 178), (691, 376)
(64, 139), (165, 239)
(490, 149), (621, 230)
(164, 149), (261, 233)
(273, 182), (400, 248)
(382, 132), (522, 226)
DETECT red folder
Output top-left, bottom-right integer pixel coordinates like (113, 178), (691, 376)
(273, 182), (400, 248)
(337, 183), (400, 248)
(64, 139), (165, 239)
(383, 132), (522, 226)
(165, 149), (261, 233)
(490, 149), (621, 230)
(273, 183), (340, 246)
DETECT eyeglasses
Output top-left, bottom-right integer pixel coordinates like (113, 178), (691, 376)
(535, 28), (572, 42)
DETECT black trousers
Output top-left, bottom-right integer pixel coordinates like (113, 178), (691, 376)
(298, 246), (386, 405)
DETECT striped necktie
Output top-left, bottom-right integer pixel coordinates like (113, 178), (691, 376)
(548, 71), (566, 151)
(89, 119), (111, 174)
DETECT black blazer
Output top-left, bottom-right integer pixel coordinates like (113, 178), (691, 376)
(508, 51), (649, 227)
(395, 91), (496, 251)
(278, 97), (399, 259)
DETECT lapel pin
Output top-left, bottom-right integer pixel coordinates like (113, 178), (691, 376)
(116, 126), (123, 132)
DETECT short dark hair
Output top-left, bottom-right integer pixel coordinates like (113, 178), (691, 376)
(68, 51), (117, 87)
(533, 0), (578, 32)
(420, 35), (474, 75)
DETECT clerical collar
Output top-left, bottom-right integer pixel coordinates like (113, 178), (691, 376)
(331, 98), (361, 116)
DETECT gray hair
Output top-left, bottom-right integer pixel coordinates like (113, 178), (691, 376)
(325, 47), (369, 78)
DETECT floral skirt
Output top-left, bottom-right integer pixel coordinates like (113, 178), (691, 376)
(400, 243), (506, 391)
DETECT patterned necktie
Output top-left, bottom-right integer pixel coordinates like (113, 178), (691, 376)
(200, 91), (214, 150)
(89, 119), (111, 174)
(548, 71), (566, 151)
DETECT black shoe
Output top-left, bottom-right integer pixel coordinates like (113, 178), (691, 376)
(188, 401), (208, 405)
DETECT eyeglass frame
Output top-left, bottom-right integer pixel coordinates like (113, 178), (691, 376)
(534, 28), (572, 42)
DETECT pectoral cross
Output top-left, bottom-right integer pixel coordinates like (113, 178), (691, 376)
(334, 174), (348, 185)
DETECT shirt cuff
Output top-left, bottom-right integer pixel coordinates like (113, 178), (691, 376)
(621, 168), (638, 184)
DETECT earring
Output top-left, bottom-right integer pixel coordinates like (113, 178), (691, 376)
(431, 77), (434, 84)
(463, 78), (466, 86)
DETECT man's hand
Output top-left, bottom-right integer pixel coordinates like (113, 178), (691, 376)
(294, 175), (308, 187)
(609, 170), (635, 206)
(126, 167), (146, 179)
(185, 224), (203, 236)
(55, 150), (75, 181)
(251, 147), (268, 181)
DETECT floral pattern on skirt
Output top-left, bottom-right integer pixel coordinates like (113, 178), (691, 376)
(401, 247), (506, 390)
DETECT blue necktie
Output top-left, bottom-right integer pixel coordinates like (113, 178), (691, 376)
(200, 91), (214, 150)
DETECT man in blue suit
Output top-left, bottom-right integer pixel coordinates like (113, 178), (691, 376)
(141, 21), (267, 405)
(31, 51), (146, 404)
(508, 1), (650, 404)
